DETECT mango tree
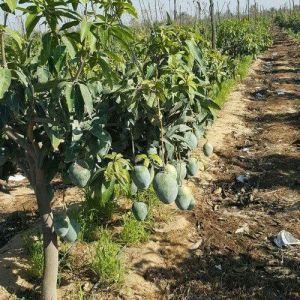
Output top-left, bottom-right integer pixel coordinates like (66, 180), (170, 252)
(0, 0), (136, 298)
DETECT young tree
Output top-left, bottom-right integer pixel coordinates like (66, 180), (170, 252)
(209, 0), (216, 49)
(0, 0), (137, 299)
(174, 0), (177, 20)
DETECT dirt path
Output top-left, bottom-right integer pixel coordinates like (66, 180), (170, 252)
(120, 29), (300, 299)
(0, 30), (299, 299)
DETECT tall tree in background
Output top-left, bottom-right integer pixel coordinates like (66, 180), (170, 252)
(174, 0), (177, 20)
(209, 0), (216, 49)
(237, 0), (240, 19)
(247, 0), (250, 20)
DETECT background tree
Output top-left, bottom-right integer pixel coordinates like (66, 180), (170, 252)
(209, 0), (216, 49)
(0, 0), (137, 299)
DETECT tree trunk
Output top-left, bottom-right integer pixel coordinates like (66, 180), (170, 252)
(209, 0), (216, 49)
(247, 0), (250, 20)
(174, 0), (177, 20)
(35, 170), (58, 300)
(237, 0), (240, 19)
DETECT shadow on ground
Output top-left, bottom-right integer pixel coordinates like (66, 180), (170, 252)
(142, 249), (300, 299)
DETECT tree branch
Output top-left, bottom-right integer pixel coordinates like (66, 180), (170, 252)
(4, 125), (35, 157)
(1, 12), (8, 68)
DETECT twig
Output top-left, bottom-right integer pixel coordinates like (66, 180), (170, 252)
(4, 125), (35, 157)
(1, 12), (8, 68)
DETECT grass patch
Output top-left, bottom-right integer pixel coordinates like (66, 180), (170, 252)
(214, 55), (253, 107)
(287, 29), (300, 42)
(120, 216), (150, 245)
(23, 232), (44, 279)
(90, 229), (124, 286)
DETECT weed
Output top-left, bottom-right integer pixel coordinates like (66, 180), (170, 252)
(120, 216), (149, 245)
(134, 186), (159, 218)
(85, 189), (114, 222)
(214, 55), (253, 107)
(90, 229), (124, 286)
(23, 232), (44, 279)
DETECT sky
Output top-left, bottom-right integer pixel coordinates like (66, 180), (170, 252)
(132, 0), (294, 19)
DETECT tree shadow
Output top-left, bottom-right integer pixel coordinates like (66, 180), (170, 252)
(213, 153), (300, 191)
(0, 232), (41, 299)
(246, 111), (300, 130)
(144, 249), (300, 299)
(272, 77), (300, 85)
(0, 210), (38, 248)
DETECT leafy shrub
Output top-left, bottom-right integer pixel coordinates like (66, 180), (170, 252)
(120, 216), (149, 245)
(217, 19), (272, 57)
(90, 230), (124, 286)
(275, 12), (300, 34)
(23, 233), (44, 279)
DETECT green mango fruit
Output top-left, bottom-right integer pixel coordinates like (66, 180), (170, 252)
(164, 164), (177, 179)
(68, 161), (91, 187)
(173, 161), (187, 183)
(132, 202), (148, 221)
(132, 165), (151, 190)
(153, 172), (178, 204)
(63, 218), (80, 243)
(187, 158), (199, 177)
(175, 186), (193, 210)
(203, 142), (214, 157)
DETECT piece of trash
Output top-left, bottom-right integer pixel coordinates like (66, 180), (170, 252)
(189, 239), (203, 250)
(213, 187), (222, 195)
(274, 230), (300, 248)
(255, 93), (264, 99)
(236, 174), (250, 183)
(8, 174), (26, 182)
(215, 264), (222, 271)
(242, 147), (250, 152)
(277, 91), (285, 96)
(235, 224), (250, 234)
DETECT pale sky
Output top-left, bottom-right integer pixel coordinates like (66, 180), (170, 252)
(133, 0), (293, 19)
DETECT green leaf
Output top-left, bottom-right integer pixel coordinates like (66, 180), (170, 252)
(73, 84), (84, 120)
(40, 32), (53, 64)
(45, 126), (63, 150)
(60, 20), (80, 31)
(65, 82), (74, 113)
(4, 28), (23, 48)
(61, 35), (76, 59)
(0, 68), (11, 99)
(36, 66), (49, 83)
(100, 180), (115, 205)
(53, 45), (66, 72)
(5, 0), (17, 12)
(78, 83), (93, 116)
(25, 14), (41, 37)
(80, 19), (91, 42)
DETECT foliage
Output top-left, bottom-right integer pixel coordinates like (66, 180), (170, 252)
(0, 0), (272, 293)
(275, 12), (300, 34)
(120, 215), (149, 245)
(23, 233), (44, 279)
(217, 18), (272, 58)
(90, 229), (124, 286)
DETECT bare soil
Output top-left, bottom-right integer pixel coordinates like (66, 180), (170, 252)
(0, 29), (299, 300)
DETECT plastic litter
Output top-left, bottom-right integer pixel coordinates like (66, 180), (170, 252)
(8, 174), (26, 182)
(274, 230), (300, 248)
(236, 174), (250, 183)
(255, 93), (264, 99)
(277, 91), (286, 96)
(215, 265), (222, 271)
(235, 224), (250, 234)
